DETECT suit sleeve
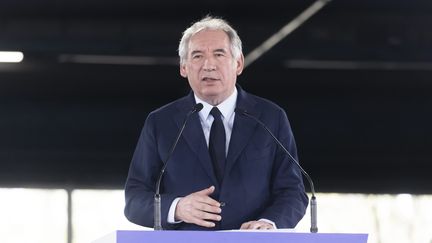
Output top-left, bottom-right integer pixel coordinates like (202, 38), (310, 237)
(258, 108), (309, 228)
(123, 113), (179, 229)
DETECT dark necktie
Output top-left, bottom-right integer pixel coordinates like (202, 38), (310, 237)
(209, 107), (226, 184)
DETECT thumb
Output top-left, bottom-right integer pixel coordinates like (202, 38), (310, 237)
(197, 185), (215, 195)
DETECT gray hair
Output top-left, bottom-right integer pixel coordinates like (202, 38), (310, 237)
(178, 16), (243, 65)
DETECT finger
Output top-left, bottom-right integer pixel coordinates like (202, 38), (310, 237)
(176, 206), (220, 225)
(196, 202), (222, 214)
(249, 222), (261, 230)
(193, 186), (220, 207)
(192, 210), (222, 222)
(240, 221), (252, 229)
(199, 197), (221, 207)
(196, 185), (215, 195)
(263, 223), (274, 230)
(253, 222), (272, 230)
(191, 218), (216, 228)
(240, 221), (271, 230)
(262, 225), (273, 230)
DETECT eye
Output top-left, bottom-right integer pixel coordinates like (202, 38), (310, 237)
(192, 54), (202, 59)
(215, 53), (225, 57)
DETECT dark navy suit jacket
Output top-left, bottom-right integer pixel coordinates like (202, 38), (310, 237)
(124, 86), (308, 230)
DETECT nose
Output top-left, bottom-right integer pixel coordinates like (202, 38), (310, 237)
(203, 57), (216, 71)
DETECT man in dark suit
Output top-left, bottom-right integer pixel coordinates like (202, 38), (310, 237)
(124, 16), (308, 230)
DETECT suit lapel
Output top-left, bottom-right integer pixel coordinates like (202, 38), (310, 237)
(172, 87), (261, 186)
(225, 87), (260, 177)
(173, 93), (219, 186)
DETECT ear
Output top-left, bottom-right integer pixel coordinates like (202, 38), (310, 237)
(180, 63), (188, 78)
(236, 53), (245, 75)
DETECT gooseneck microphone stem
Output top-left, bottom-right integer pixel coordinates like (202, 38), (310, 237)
(154, 103), (203, 231)
(235, 108), (318, 233)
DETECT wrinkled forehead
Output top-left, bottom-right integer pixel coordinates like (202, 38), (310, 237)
(187, 29), (231, 53)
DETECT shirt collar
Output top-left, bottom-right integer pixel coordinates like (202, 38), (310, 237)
(194, 88), (238, 121)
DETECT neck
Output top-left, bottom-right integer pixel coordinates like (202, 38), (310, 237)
(206, 98), (225, 106)
(200, 89), (236, 106)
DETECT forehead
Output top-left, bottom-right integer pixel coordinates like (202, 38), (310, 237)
(188, 30), (230, 52)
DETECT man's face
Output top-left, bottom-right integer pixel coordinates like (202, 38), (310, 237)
(180, 30), (244, 105)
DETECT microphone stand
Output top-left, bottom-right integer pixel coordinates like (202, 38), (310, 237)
(236, 108), (318, 233)
(154, 103), (203, 230)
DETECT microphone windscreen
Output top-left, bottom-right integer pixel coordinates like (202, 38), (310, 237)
(195, 103), (204, 112)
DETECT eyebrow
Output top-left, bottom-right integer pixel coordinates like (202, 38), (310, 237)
(190, 48), (228, 56)
(191, 50), (203, 56)
(214, 48), (227, 53)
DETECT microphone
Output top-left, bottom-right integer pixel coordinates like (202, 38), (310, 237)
(235, 107), (318, 233)
(154, 103), (204, 230)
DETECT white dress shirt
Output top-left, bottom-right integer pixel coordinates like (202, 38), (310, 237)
(194, 88), (237, 154)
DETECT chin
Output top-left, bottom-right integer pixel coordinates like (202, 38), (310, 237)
(201, 86), (222, 95)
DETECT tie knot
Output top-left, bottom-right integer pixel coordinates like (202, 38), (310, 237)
(210, 107), (222, 119)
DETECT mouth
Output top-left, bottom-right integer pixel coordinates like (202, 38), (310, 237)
(201, 77), (220, 82)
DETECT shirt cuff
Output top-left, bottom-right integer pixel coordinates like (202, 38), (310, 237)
(167, 197), (183, 224)
(258, 218), (277, 229)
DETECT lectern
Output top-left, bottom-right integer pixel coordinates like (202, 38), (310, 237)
(93, 230), (368, 243)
